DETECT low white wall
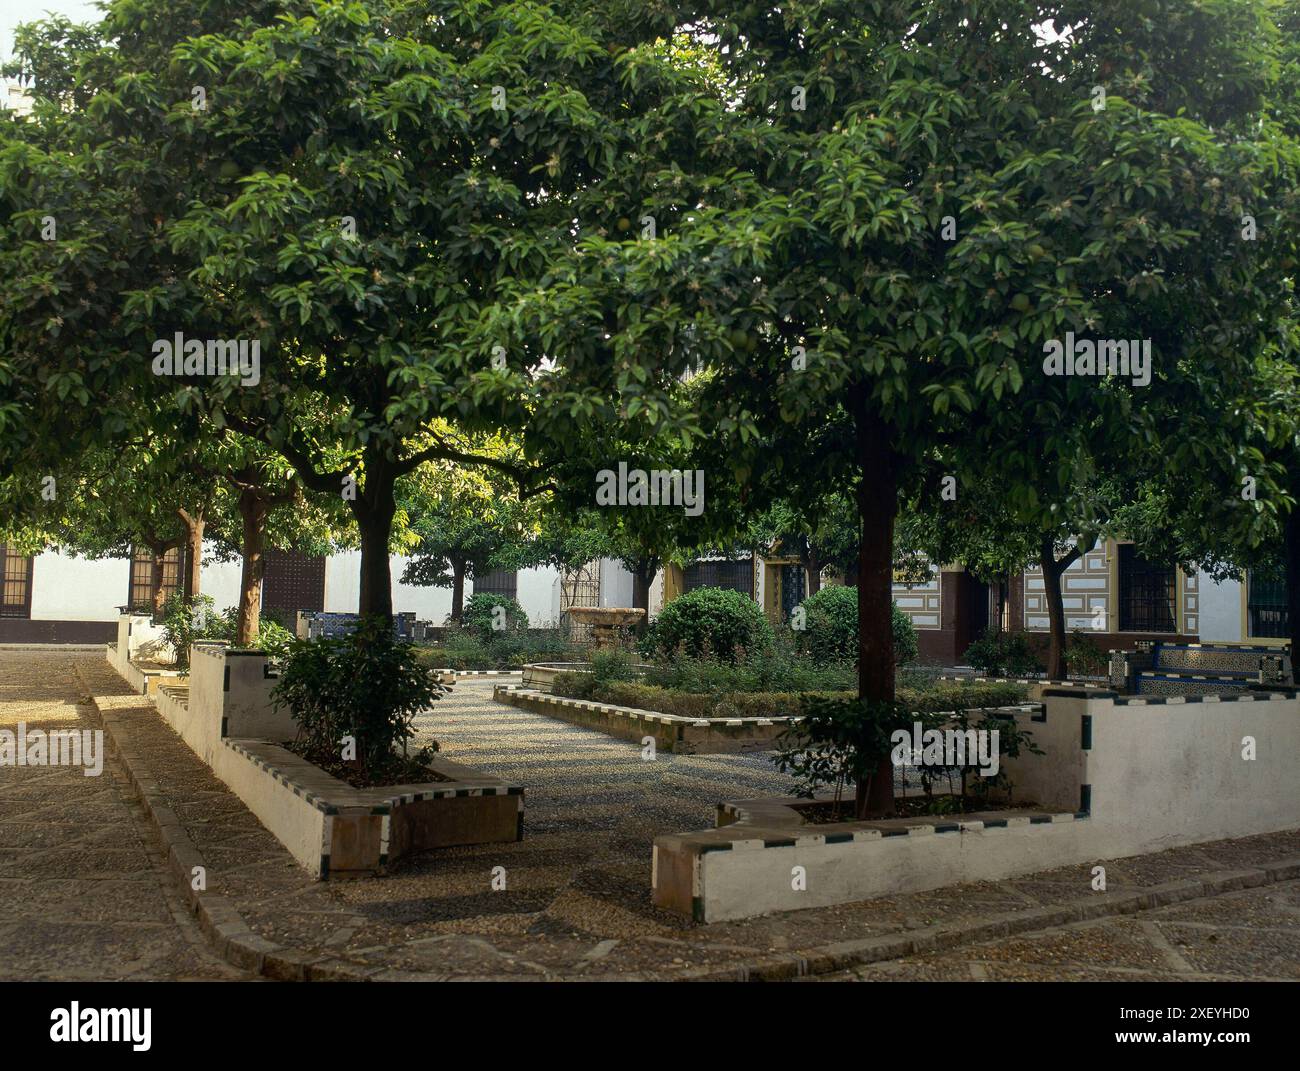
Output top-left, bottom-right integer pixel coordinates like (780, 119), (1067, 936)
(663, 690), (1300, 922)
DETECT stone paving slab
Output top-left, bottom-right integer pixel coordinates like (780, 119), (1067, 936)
(6, 650), (1300, 982)
(0, 651), (250, 981)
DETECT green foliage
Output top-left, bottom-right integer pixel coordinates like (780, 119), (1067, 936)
(773, 696), (915, 818)
(1064, 630), (1110, 677)
(641, 587), (774, 663)
(965, 632), (1044, 677)
(418, 628), (579, 671)
(795, 586), (917, 665)
(159, 592), (227, 670)
(272, 616), (445, 781)
(551, 672), (1027, 721)
(460, 593), (529, 642)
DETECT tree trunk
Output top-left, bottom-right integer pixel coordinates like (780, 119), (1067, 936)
(151, 552), (168, 617)
(450, 559), (467, 622)
(852, 389), (897, 819)
(1286, 508), (1300, 663)
(805, 548), (823, 595)
(236, 490), (269, 647)
(178, 509), (205, 606)
(352, 460), (396, 623)
(1040, 538), (1082, 680)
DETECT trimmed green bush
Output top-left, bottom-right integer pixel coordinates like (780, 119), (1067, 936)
(272, 615), (445, 782)
(641, 586), (774, 663)
(794, 585), (918, 665)
(461, 592), (529, 641)
(549, 675), (1028, 720)
(964, 630), (1043, 677)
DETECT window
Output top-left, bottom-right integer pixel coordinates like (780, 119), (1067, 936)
(261, 549), (326, 620)
(473, 568), (518, 601)
(0, 543), (33, 619)
(128, 545), (183, 613)
(1247, 564), (1289, 639)
(1117, 544), (1176, 633)
(683, 558), (754, 597)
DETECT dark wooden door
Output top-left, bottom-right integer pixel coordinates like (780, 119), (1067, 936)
(261, 550), (326, 621)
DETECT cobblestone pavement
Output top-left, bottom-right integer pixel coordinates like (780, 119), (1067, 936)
(814, 878), (1300, 981)
(0, 650), (249, 980)
(4, 650), (1298, 981)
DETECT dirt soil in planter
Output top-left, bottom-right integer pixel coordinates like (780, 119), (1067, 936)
(799, 795), (1020, 824)
(281, 741), (450, 789)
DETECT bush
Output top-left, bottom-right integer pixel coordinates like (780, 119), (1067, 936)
(641, 586), (774, 663)
(159, 592), (229, 669)
(460, 593), (529, 641)
(272, 615), (446, 782)
(773, 695), (915, 818)
(794, 586), (918, 665)
(417, 628), (579, 670)
(964, 630), (1043, 677)
(1064, 630), (1108, 677)
(548, 674), (1028, 721)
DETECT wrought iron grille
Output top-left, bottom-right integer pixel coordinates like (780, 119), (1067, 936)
(128, 545), (183, 614)
(261, 549), (327, 617)
(683, 558), (754, 597)
(1248, 564), (1289, 639)
(1117, 544), (1176, 633)
(472, 567), (518, 602)
(0, 543), (33, 619)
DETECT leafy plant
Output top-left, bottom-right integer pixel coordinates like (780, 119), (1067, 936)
(272, 616), (446, 782)
(159, 591), (230, 670)
(964, 631), (1043, 677)
(1064, 630), (1109, 677)
(794, 585), (917, 665)
(641, 586), (774, 664)
(773, 696), (915, 820)
(460, 593), (529, 642)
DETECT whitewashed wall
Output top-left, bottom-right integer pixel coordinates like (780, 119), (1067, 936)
(1197, 572), (1242, 643)
(30, 551), (129, 621)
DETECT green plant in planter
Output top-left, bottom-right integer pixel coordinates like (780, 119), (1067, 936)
(772, 694), (915, 820)
(159, 592), (231, 670)
(640, 586), (774, 664)
(794, 585), (918, 665)
(271, 616), (446, 782)
(965, 630), (1043, 677)
(460, 593), (529, 642)
(1064, 630), (1108, 677)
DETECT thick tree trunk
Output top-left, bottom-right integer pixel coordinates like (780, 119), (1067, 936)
(1040, 539), (1082, 680)
(178, 509), (205, 606)
(352, 461), (396, 623)
(852, 390), (897, 819)
(236, 490), (269, 647)
(1286, 508), (1300, 663)
(450, 559), (467, 622)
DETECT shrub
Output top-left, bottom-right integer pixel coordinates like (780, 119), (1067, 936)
(460, 593), (529, 641)
(641, 586), (774, 663)
(965, 631), (1043, 677)
(159, 592), (230, 669)
(272, 616), (446, 781)
(773, 696), (915, 818)
(1064, 630), (1108, 677)
(794, 586), (917, 665)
